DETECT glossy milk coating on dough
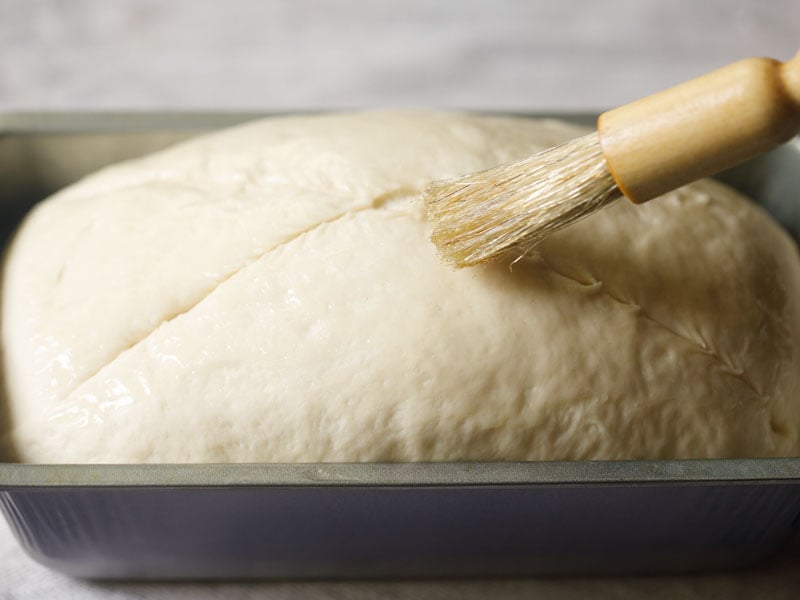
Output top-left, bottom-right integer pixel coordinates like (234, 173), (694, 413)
(2, 111), (800, 462)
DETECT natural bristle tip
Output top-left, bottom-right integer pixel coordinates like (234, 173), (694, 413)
(424, 133), (622, 268)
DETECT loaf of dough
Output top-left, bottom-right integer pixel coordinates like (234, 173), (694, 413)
(3, 111), (800, 463)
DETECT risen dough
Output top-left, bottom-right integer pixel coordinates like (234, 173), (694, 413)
(3, 111), (800, 463)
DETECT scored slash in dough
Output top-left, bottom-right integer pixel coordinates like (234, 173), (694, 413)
(2, 111), (800, 463)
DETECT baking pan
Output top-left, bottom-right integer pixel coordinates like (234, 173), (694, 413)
(0, 112), (799, 580)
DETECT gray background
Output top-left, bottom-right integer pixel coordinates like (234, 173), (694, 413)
(1, 0), (798, 111)
(2, 0), (800, 598)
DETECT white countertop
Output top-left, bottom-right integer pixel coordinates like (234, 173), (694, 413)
(2, 0), (800, 597)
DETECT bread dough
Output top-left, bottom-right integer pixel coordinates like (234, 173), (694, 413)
(3, 111), (800, 463)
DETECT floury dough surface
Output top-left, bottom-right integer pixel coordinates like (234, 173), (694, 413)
(2, 111), (800, 463)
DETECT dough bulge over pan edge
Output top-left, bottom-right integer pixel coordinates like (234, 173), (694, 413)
(2, 110), (800, 462)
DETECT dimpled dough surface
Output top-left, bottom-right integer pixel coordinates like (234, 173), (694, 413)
(3, 111), (800, 463)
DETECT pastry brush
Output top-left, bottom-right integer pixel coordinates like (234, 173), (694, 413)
(425, 51), (800, 267)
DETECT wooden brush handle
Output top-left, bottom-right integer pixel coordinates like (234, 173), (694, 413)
(598, 51), (800, 203)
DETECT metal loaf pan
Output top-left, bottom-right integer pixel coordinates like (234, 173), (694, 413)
(0, 113), (799, 580)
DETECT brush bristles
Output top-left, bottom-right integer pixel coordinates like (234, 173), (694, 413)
(424, 132), (622, 267)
